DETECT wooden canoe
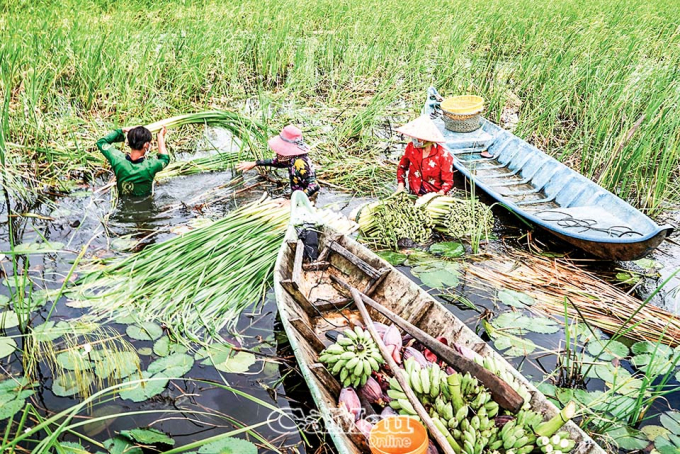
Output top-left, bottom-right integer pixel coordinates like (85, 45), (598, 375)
(424, 87), (673, 261)
(274, 191), (605, 454)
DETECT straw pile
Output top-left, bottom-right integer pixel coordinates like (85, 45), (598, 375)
(465, 250), (680, 346)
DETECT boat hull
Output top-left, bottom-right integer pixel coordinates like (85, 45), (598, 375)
(423, 87), (673, 261)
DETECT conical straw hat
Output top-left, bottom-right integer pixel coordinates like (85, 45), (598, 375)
(396, 115), (446, 143)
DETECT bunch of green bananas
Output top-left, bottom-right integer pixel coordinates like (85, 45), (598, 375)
(318, 326), (384, 388)
(477, 355), (531, 411)
(386, 358), (445, 418)
(536, 432), (576, 453)
(484, 409), (543, 454)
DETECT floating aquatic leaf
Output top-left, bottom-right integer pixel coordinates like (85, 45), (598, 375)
(31, 321), (65, 342)
(631, 341), (673, 357)
(119, 372), (169, 402)
(66, 299), (95, 308)
(214, 351), (256, 373)
(58, 441), (91, 454)
(196, 343), (235, 365)
(57, 350), (94, 371)
(417, 268), (459, 289)
(94, 352), (140, 379)
(615, 271), (640, 285)
(497, 289), (535, 308)
(641, 425), (669, 441)
(660, 411), (680, 435)
(126, 322), (163, 341)
(10, 241), (65, 255)
(153, 337), (188, 357)
(0, 377), (34, 420)
(634, 258), (660, 270)
(52, 372), (94, 397)
(0, 311), (20, 329)
(119, 427), (175, 447)
(631, 354), (675, 376)
(0, 336), (16, 359)
(493, 333), (537, 357)
(376, 250), (407, 266)
(147, 353), (194, 377)
(604, 426), (649, 450)
(0, 295), (9, 308)
(110, 238), (137, 252)
(103, 437), (143, 454)
(429, 242), (465, 258)
(491, 312), (531, 334)
(197, 437), (257, 454)
(595, 363), (630, 384)
(526, 316), (560, 334)
(403, 251), (439, 267)
(83, 404), (122, 436)
(587, 339), (629, 360)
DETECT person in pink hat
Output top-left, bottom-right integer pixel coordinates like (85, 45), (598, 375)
(237, 125), (319, 199)
(395, 116), (454, 196)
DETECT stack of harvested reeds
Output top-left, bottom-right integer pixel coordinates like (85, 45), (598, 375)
(464, 250), (680, 346)
(417, 193), (494, 239)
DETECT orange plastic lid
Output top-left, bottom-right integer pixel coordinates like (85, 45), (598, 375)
(369, 416), (429, 454)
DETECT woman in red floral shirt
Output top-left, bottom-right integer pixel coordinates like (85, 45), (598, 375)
(396, 116), (454, 196)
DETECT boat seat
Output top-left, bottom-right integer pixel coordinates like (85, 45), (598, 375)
(515, 196), (557, 206)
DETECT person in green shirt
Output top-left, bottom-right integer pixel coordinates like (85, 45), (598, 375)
(96, 126), (170, 197)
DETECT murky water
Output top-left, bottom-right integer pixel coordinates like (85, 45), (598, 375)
(1, 138), (678, 452)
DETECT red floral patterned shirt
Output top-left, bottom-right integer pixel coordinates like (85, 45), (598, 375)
(397, 143), (454, 195)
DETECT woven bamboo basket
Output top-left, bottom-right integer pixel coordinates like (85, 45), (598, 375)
(441, 96), (484, 133)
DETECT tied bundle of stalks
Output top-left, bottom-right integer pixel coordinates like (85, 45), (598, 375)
(417, 193), (494, 239)
(77, 196), (289, 336)
(355, 192), (433, 250)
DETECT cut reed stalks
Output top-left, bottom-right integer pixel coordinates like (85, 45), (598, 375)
(464, 250), (680, 346)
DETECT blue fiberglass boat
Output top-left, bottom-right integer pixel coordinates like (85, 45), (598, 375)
(423, 87), (673, 261)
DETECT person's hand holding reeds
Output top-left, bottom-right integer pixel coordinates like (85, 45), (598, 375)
(157, 126), (168, 155)
(237, 161), (257, 172)
(396, 182), (405, 193)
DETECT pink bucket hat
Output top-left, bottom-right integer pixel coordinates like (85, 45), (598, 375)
(396, 116), (446, 143)
(268, 125), (310, 157)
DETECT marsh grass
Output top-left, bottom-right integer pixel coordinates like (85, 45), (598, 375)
(2, 0), (679, 211)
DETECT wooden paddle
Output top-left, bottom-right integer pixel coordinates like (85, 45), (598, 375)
(337, 278), (524, 413)
(349, 288), (458, 454)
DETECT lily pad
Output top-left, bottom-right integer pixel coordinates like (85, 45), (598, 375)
(0, 311), (20, 329)
(52, 372), (94, 397)
(119, 427), (175, 447)
(10, 241), (65, 255)
(604, 426), (649, 450)
(641, 424), (670, 441)
(153, 337), (188, 357)
(526, 316), (560, 334)
(376, 250), (408, 266)
(126, 322), (163, 341)
(493, 333), (537, 357)
(56, 350), (94, 371)
(32, 321), (65, 342)
(631, 354), (675, 376)
(417, 268), (459, 289)
(0, 377), (34, 420)
(491, 312), (531, 334)
(110, 238), (137, 252)
(429, 242), (465, 258)
(660, 411), (680, 435)
(147, 353), (194, 377)
(497, 289), (535, 308)
(616, 271), (640, 284)
(0, 336), (17, 359)
(631, 341), (673, 357)
(214, 351), (256, 373)
(198, 437), (257, 454)
(103, 437), (143, 454)
(83, 404), (122, 436)
(58, 442), (91, 454)
(196, 343), (235, 365)
(635, 258), (660, 270)
(119, 372), (169, 402)
(587, 339), (629, 360)
(94, 352), (140, 379)
(403, 251), (438, 267)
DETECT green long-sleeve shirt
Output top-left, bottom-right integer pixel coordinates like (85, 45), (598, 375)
(96, 129), (170, 197)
